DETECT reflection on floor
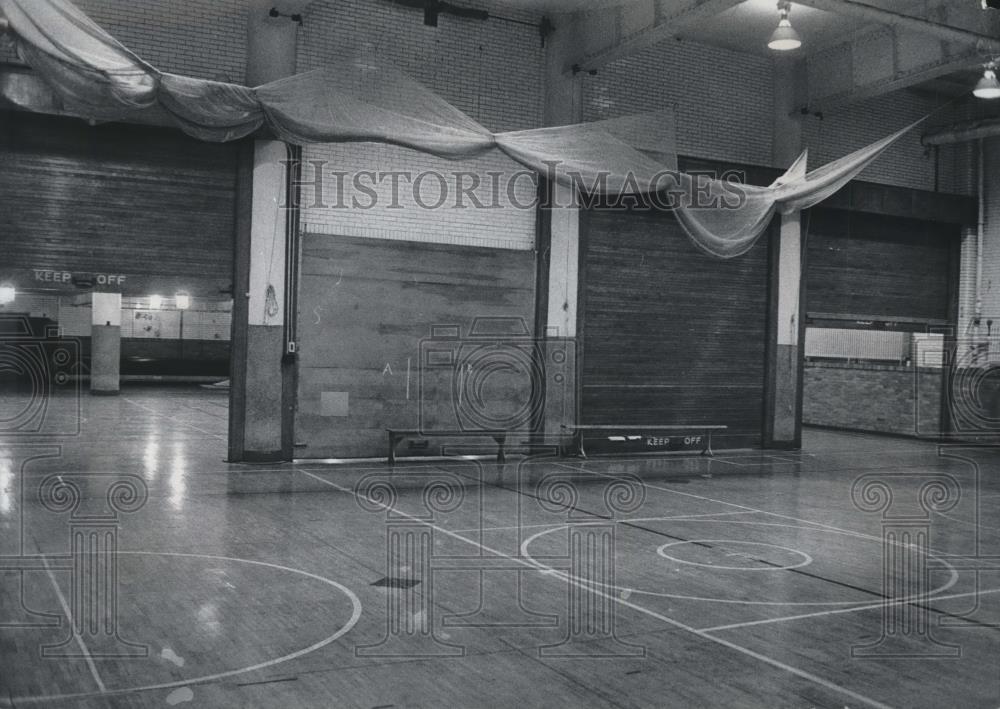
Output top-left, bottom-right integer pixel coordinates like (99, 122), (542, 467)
(2, 387), (999, 708)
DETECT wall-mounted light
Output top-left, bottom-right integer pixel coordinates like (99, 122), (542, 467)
(769, 1), (802, 52)
(0, 285), (15, 305)
(175, 292), (191, 310)
(974, 64), (1000, 99)
(149, 294), (163, 310)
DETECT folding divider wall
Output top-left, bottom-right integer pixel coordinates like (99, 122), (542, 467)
(579, 207), (773, 451)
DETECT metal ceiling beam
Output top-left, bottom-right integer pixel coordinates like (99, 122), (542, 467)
(792, 0), (1000, 52)
(803, 0), (947, 56)
(804, 47), (981, 113)
(562, 0), (745, 75)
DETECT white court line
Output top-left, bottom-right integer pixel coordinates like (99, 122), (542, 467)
(119, 397), (228, 441)
(550, 460), (934, 551)
(301, 470), (894, 709)
(14, 551), (363, 705)
(40, 555), (107, 694)
(699, 587), (1000, 633)
(447, 510), (755, 535)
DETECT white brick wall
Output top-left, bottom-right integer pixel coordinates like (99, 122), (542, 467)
(296, 0), (544, 251)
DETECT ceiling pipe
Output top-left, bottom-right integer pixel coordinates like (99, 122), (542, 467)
(923, 117), (1000, 145)
(792, 0), (1000, 52)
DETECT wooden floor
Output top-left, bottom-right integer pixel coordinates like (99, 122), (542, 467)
(1, 386), (999, 708)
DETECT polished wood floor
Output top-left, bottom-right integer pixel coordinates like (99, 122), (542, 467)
(1, 386), (999, 708)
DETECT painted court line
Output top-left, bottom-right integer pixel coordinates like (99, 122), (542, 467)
(698, 587), (1000, 633)
(120, 397), (228, 441)
(40, 554), (107, 694)
(300, 470), (894, 709)
(13, 552), (363, 705)
(550, 460), (918, 549)
(447, 510), (755, 535)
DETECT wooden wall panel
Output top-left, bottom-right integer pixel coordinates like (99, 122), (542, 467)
(805, 209), (959, 322)
(0, 111), (239, 297)
(295, 234), (536, 459)
(581, 208), (771, 450)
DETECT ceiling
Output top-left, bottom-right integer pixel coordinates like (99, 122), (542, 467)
(518, 0), (1000, 110)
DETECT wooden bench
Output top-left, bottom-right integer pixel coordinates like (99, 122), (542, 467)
(386, 429), (508, 466)
(560, 424), (728, 458)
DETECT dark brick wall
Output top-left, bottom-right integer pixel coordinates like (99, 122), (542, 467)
(803, 362), (942, 437)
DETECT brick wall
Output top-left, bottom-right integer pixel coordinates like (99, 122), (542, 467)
(804, 362), (942, 437)
(297, 0), (544, 250)
(803, 91), (971, 195)
(977, 137), (1000, 343)
(581, 39), (775, 167)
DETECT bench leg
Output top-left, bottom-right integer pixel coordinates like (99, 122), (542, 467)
(703, 432), (714, 457)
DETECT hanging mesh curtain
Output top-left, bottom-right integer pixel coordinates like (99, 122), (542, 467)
(0, 0), (928, 259)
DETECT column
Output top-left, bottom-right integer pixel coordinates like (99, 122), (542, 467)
(90, 292), (121, 395)
(766, 58), (806, 448)
(539, 32), (583, 444)
(229, 2), (303, 461)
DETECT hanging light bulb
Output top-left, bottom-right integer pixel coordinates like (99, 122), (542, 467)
(974, 65), (1000, 100)
(769, 1), (802, 52)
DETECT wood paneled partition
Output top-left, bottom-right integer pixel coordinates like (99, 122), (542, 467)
(295, 234), (536, 459)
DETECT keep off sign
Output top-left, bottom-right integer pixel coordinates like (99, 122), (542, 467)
(32, 269), (127, 289)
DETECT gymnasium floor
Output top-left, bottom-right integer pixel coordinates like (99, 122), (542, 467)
(1, 387), (999, 708)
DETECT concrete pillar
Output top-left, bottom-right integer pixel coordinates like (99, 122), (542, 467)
(540, 25), (584, 442)
(243, 140), (291, 459)
(766, 58), (807, 448)
(229, 2), (303, 461)
(770, 212), (803, 445)
(246, 0), (301, 87)
(90, 292), (120, 395)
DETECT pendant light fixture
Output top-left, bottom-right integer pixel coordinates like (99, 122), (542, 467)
(974, 64), (1000, 100)
(769, 1), (802, 52)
